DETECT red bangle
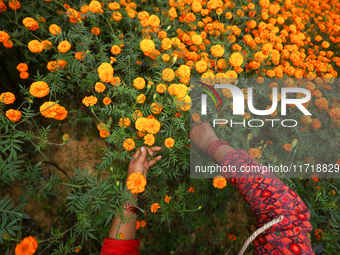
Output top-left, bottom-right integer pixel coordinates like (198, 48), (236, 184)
(206, 139), (229, 163)
(123, 203), (137, 214)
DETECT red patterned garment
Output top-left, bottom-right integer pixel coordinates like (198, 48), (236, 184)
(220, 149), (315, 255)
(100, 238), (140, 255)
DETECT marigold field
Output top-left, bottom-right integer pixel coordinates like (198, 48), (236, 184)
(0, 0), (340, 254)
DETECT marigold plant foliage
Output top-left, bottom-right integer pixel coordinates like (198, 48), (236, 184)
(0, 0), (340, 254)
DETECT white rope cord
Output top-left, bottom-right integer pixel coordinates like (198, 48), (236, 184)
(238, 215), (285, 255)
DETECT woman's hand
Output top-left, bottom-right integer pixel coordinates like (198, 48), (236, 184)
(190, 121), (219, 152)
(127, 146), (162, 178)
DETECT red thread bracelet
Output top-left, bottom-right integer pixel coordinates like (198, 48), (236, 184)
(206, 139), (229, 163)
(123, 203), (137, 214)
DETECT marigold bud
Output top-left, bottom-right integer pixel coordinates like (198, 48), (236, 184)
(116, 181), (120, 186)
(3, 233), (10, 239)
(166, 25), (171, 31)
(62, 133), (69, 142)
(291, 139), (298, 149)
(198, 205), (202, 210)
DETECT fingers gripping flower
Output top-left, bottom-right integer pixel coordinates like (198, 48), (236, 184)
(127, 172), (147, 193)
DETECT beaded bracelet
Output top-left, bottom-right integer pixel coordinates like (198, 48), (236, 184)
(123, 203), (137, 214)
(206, 139), (229, 163)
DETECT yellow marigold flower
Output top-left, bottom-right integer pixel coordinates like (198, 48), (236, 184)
(28, 40), (43, 53)
(111, 45), (121, 55)
(103, 97), (112, 105)
(40, 101), (60, 118)
(119, 117), (131, 128)
(211, 44), (225, 58)
(91, 27), (100, 35)
(162, 68), (175, 82)
(89, 0), (102, 13)
(148, 14), (160, 28)
(0, 92), (16, 104)
(248, 148), (262, 159)
(49, 24), (61, 35)
(229, 52), (244, 67)
(150, 102), (162, 114)
(133, 77), (146, 90)
(164, 137), (175, 148)
(82, 95), (98, 106)
(213, 175), (227, 189)
(168, 84), (188, 98)
(123, 138), (135, 151)
(57, 40), (71, 53)
(23, 17), (39, 31)
(176, 95), (191, 111)
(140, 39), (155, 54)
(97, 63), (114, 83)
(191, 34), (202, 45)
(156, 83), (167, 93)
(29, 81), (50, 98)
(137, 94), (146, 104)
(15, 236), (38, 255)
(195, 60), (208, 73)
(162, 54), (170, 62)
(95, 82), (106, 92)
(164, 195), (171, 204)
(151, 203), (160, 213)
(144, 134), (155, 146)
(6, 109), (22, 122)
(135, 117), (160, 134)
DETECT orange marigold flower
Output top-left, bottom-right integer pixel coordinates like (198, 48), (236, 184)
(15, 236), (38, 255)
(228, 234), (237, 240)
(156, 83), (167, 93)
(150, 102), (162, 114)
(54, 106), (68, 120)
(111, 45), (121, 55)
(176, 95), (191, 111)
(47, 60), (67, 72)
(57, 40), (71, 53)
(0, 31), (10, 43)
(312, 174), (319, 183)
(164, 137), (175, 148)
(136, 94), (146, 104)
(311, 119), (321, 129)
(329, 107), (340, 119)
(140, 220), (146, 227)
(132, 110), (143, 120)
(89, 0), (102, 13)
(162, 68), (175, 82)
(144, 134), (155, 146)
(140, 39), (155, 54)
(133, 77), (146, 90)
(118, 233), (125, 240)
(75, 248), (80, 253)
(213, 175), (227, 189)
(136, 221), (140, 230)
(164, 195), (171, 204)
(75, 52), (85, 60)
(109, 2), (120, 10)
(151, 203), (160, 213)
(9, 0), (20, 10)
(0, 92), (15, 104)
(314, 97), (328, 110)
(16, 63), (28, 72)
(30, 81), (50, 98)
(20, 72), (29, 79)
(188, 187), (194, 193)
(283, 143), (291, 152)
(192, 113), (200, 122)
(82, 95), (98, 106)
(28, 40), (43, 53)
(301, 116), (312, 124)
(40, 101), (60, 118)
(0, 1), (7, 12)
(123, 138), (135, 151)
(248, 148), (262, 159)
(229, 52), (244, 67)
(97, 63), (114, 83)
(321, 41), (330, 49)
(91, 27), (100, 35)
(95, 82), (106, 92)
(127, 172), (146, 193)
(135, 117), (160, 134)
(119, 117), (131, 128)
(195, 60), (208, 73)
(6, 109), (22, 122)
(41, 40), (52, 50)
(103, 97), (112, 105)
(49, 24), (61, 35)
